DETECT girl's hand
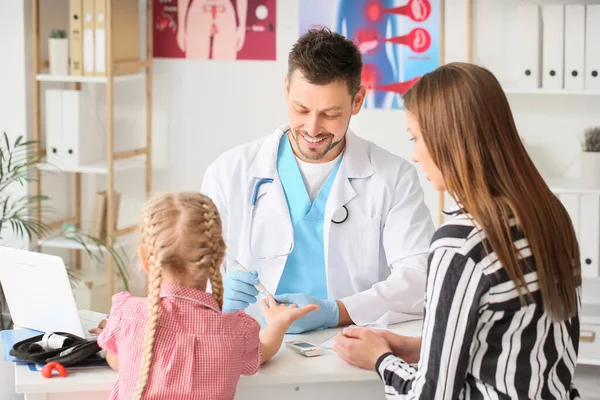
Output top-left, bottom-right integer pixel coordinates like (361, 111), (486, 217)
(88, 319), (107, 335)
(333, 327), (392, 371)
(260, 294), (319, 328)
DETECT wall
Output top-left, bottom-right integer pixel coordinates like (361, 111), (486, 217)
(0, 1), (28, 399)
(151, 0), (471, 219)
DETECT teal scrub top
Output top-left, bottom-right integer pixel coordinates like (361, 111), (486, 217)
(275, 134), (343, 300)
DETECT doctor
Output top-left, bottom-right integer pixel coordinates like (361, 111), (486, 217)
(201, 28), (434, 333)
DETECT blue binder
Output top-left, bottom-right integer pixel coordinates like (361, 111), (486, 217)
(1, 328), (43, 363)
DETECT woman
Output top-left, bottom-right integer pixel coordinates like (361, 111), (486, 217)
(333, 62), (582, 399)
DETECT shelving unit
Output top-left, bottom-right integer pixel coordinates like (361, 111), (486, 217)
(504, 88), (600, 96)
(36, 72), (146, 84)
(31, 0), (153, 302)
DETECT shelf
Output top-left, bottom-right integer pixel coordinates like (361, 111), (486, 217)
(37, 156), (146, 174)
(545, 177), (600, 195)
(577, 358), (600, 367)
(37, 234), (135, 252)
(36, 72), (145, 83)
(504, 88), (600, 96)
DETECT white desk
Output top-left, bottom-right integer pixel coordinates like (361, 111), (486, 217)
(14, 321), (423, 400)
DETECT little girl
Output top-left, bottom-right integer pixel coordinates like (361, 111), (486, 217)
(94, 192), (318, 400)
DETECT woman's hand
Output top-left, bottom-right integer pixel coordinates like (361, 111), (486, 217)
(373, 330), (422, 365)
(333, 327), (392, 371)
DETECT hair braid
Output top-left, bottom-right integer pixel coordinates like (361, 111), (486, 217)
(200, 202), (225, 309)
(134, 217), (164, 400)
(131, 192), (227, 398)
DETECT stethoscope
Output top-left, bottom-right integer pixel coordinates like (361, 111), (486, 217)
(248, 178), (349, 259)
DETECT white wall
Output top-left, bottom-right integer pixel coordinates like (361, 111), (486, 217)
(151, 0), (472, 220)
(0, 1), (28, 398)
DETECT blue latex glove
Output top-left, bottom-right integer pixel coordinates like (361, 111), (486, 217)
(274, 294), (339, 334)
(223, 269), (260, 313)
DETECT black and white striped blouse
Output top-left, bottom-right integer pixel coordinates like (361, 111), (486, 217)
(376, 210), (581, 400)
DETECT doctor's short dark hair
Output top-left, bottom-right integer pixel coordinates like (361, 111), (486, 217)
(288, 27), (363, 97)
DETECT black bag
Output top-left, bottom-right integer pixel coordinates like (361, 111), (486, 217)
(10, 332), (104, 367)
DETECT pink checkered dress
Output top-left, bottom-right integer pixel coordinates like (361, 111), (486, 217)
(97, 284), (261, 399)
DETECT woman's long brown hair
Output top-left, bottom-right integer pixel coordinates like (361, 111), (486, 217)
(403, 62), (581, 322)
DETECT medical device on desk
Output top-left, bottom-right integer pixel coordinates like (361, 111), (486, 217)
(247, 178), (350, 259)
(233, 260), (272, 298)
(285, 340), (324, 357)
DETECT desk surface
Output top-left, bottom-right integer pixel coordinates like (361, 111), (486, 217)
(14, 321), (423, 394)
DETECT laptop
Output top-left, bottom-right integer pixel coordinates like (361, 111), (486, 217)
(0, 246), (106, 339)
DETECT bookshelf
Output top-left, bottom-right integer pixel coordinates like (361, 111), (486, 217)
(31, 0), (153, 305)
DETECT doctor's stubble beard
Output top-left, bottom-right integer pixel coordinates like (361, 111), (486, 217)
(290, 128), (345, 161)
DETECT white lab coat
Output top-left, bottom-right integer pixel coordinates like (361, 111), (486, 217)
(201, 125), (435, 326)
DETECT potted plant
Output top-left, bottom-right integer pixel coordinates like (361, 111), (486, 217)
(0, 132), (130, 330)
(582, 127), (600, 189)
(48, 29), (68, 75)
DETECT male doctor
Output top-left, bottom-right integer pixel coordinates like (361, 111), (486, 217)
(201, 28), (434, 333)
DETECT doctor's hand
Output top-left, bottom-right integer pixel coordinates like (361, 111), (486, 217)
(333, 327), (392, 371)
(223, 269), (260, 313)
(274, 294), (339, 334)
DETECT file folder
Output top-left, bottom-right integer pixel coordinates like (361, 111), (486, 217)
(564, 5), (585, 90)
(580, 195), (600, 278)
(69, 0), (83, 76)
(44, 89), (65, 168)
(585, 5), (600, 90)
(1, 328), (42, 362)
(93, 0), (141, 76)
(516, 4), (542, 89)
(542, 5), (565, 90)
(94, 0), (106, 76)
(83, 0), (95, 76)
(61, 90), (104, 168)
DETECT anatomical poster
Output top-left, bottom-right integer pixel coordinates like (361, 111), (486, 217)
(154, 0), (276, 61)
(300, 0), (441, 109)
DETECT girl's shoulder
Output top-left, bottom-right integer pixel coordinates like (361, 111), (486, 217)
(221, 310), (261, 333)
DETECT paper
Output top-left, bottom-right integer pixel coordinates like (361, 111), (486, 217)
(319, 324), (388, 349)
(320, 324), (422, 350)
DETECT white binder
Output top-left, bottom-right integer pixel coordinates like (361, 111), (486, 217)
(559, 194), (580, 241)
(517, 4), (542, 89)
(542, 5), (565, 90)
(579, 194), (600, 278)
(585, 5), (600, 91)
(61, 90), (104, 168)
(44, 90), (65, 168)
(564, 5), (585, 90)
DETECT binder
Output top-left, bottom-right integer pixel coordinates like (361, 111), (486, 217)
(44, 89), (65, 168)
(94, 0), (106, 76)
(69, 0), (83, 76)
(564, 5), (585, 90)
(1, 328), (43, 362)
(94, 0), (140, 76)
(82, 0), (95, 76)
(87, 191), (121, 241)
(61, 90), (104, 168)
(579, 195), (600, 278)
(585, 5), (600, 91)
(541, 5), (565, 90)
(559, 194), (580, 241)
(516, 4), (542, 89)
(88, 191), (107, 238)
